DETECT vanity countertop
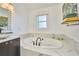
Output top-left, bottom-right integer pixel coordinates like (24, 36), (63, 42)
(0, 34), (20, 43)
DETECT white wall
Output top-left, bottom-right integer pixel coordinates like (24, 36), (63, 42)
(28, 4), (63, 34)
(28, 4), (79, 42)
(10, 3), (79, 42)
(11, 3), (29, 35)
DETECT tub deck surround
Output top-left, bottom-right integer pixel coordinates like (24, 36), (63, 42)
(21, 33), (79, 56)
(20, 33), (54, 39)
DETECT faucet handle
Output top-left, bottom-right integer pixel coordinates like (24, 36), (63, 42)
(32, 41), (35, 45)
(41, 38), (44, 40)
(38, 42), (41, 46)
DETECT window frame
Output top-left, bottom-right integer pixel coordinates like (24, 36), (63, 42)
(36, 14), (48, 29)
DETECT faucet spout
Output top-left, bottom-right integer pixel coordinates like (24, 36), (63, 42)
(36, 37), (43, 46)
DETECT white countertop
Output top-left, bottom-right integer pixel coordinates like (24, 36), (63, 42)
(0, 34), (20, 43)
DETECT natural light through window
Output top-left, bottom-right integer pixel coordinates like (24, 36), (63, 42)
(37, 14), (47, 29)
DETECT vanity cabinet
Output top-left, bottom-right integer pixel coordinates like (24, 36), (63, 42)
(0, 38), (20, 56)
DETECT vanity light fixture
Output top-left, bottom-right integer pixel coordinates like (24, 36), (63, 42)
(0, 3), (14, 14)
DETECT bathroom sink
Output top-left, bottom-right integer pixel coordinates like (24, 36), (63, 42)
(23, 37), (63, 49)
(0, 34), (11, 39)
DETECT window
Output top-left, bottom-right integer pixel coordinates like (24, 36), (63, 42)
(37, 14), (47, 29)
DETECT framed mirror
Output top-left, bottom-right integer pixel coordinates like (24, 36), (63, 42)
(0, 7), (11, 33)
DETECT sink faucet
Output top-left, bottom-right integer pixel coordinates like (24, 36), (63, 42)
(36, 37), (43, 46)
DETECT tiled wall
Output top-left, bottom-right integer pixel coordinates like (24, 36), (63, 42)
(20, 33), (66, 40)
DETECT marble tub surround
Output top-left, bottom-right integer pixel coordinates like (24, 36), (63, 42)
(20, 33), (79, 56)
(20, 33), (57, 39)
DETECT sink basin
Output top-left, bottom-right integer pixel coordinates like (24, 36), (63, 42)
(0, 34), (11, 39)
(23, 37), (63, 49)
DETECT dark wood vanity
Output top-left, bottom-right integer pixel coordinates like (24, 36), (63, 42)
(0, 37), (20, 56)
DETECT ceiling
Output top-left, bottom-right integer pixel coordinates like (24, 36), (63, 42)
(25, 3), (58, 10)
(13, 3), (58, 11)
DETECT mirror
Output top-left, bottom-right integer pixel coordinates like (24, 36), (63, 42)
(0, 6), (11, 33)
(0, 16), (8, 30)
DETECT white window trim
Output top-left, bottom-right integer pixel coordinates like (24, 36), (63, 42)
(36, 14), (48, 29)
